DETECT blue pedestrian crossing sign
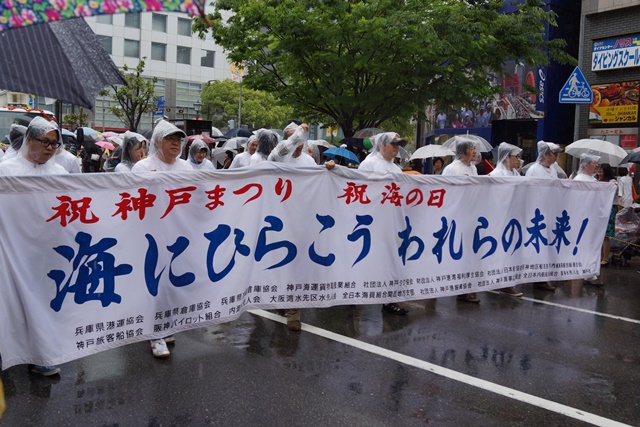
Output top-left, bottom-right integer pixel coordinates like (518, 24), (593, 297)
(559, 67), (593, 104)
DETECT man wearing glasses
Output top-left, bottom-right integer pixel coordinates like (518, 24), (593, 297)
(0, 116), (66, 377)
(0, 116), (67, 176)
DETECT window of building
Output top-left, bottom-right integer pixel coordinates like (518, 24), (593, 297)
(177, 18), (192, 37)
(201, 50), (214, 68)
(151, 42), (166, 62)
(96, 15), (113, 25)
(125, 13), (141, 28)
(152, 13), (167, 32)
(96, 35), (112, 54)
(176, 81), (202, 117)
(124, 39), (140, 58)
(176, 46), (191, 65)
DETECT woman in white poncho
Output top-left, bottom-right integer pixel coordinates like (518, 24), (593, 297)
(441, 138), (477, 176)
(187, 138), (215, 170)
(358, 132), (405, 174)
(489, 142), (522, 177)
(114, 131), (148, 172)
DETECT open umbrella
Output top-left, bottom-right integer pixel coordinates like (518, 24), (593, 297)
(0, 18), (125, 109)
(222, 137), (249, 150)
(0, 2), (207, 32)
(210, 127), (224, 137)
(565, 139), (628, 167)
(76, 127), (100, 137)
(620, 151), (640, 164)
(101, 131), (120, 139)
(187, 134), (217, 144)
(95, 140), (115, 151)
(323, 147), (360, 164)
(442, 134), (492, 153)
(224, 128), (253, 138)
(410, 144), (455, 160)
(211, 148), (236, 166)
(307, 139), (333, 149)
(353, 128), (385, 138)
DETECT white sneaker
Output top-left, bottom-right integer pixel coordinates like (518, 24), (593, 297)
(164, 335), (175, 345)
(150, 339), (170, 358)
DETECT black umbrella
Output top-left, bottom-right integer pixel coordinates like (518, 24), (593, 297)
(0, 18), (125, 109)
(224, 128), (253, 138)
(620, 150), (640, 164)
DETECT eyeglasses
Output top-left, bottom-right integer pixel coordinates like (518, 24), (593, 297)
(164, 135), (183, 142)
(510, 154), (521, 159)
(34, 137), (62, 149)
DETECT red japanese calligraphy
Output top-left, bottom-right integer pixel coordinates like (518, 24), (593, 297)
(233, 183), (262, 205)
(405, 188), (424, 207)
(205, 185), (227, 211)
(112, 188), (156, 220)
(275, 178), (292, 202)
(338, 182), (371, 205)
(427, 189), (446, 208)
(47, 196), (99, 227)
(381, 182), (403, 206)
(160, 186), (197, 219)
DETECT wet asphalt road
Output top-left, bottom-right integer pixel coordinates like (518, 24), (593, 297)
(1, 260), (639, 427)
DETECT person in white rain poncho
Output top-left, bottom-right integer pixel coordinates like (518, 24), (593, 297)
(114, 131), (147, 172)
(268, 123), (316, 166)
(0, 117), (67, 176)
(525, 140), (562, 178)
(486, 142), (525, 297)
(132, 120), (192, 172)
(441, 138), (478, 176)
(573, 153), (600, 182)
(0, 124), (27, 163)
(358, 132), (405, 175)
(355, 132), (410, 316)
(0, 116), (65, 377)
(130, 121), (190, 356)
(489, 142), (522, 177)
(55, 140), (81, 174)
(229, 135), (258, 169)
(187, 138), (215, 171)
(249, 129), (280, 165)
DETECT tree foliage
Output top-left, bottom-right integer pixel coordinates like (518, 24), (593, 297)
(99, 58), (157, 132)
(62, 108), (89, 128)
(202, 79), (293, 129)
(195, 0), (574, 137)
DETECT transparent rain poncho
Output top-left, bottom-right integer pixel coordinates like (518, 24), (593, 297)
(268, 125), (311, 164)
(359, 132), (404, 174)
(525, 140), (562, 178)
(0, 124), (27, 162)
(149, 120), (186, 159)
(441, 139), (477, 176)
(249, 129), (280, 165)
(229, 135), (257, 169)
(131, 120), (192, 172)
(534, 140), (561, 164)
(187, 138), (215, 170)
(116, 131), (147, 172)
(573, 153), (600, 182)
(489, 142), (522, 177)
(0, 117), (67, 175)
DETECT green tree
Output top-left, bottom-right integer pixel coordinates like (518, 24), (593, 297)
(99, 58), (157, 131)
(62, 108), (89, 128)
(202, 79), (293, 129)
(196, 0), (574, 137)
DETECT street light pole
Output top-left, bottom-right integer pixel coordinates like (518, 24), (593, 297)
(237, 81), (242, 129)
(193, 100), (202, 119)
(102, 97), (105, 132)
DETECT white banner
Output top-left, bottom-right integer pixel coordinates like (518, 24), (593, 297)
(0, 164), (615, 368)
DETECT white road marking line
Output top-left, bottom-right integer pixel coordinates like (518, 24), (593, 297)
(487, 291), (640, 324)
(250, 309), (633, 427)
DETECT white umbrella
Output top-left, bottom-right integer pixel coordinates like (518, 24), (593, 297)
(307, 139), (333, 148)
(442, 134), (492, 153)
(211, 148), (236, 166)
(410, 144), (455, 160)
(397, 146), (410, 161)
(565, 138), (628, 167)
(210, 126), (224, 137)
(222, 137), (249, 150)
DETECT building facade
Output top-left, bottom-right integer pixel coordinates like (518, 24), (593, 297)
(579, 1), (640, 151)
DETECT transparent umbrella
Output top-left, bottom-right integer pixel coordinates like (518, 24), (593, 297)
(410, 144), (455, 160)
(442, 134), (492, 153)
(565, 138), (628, 167)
